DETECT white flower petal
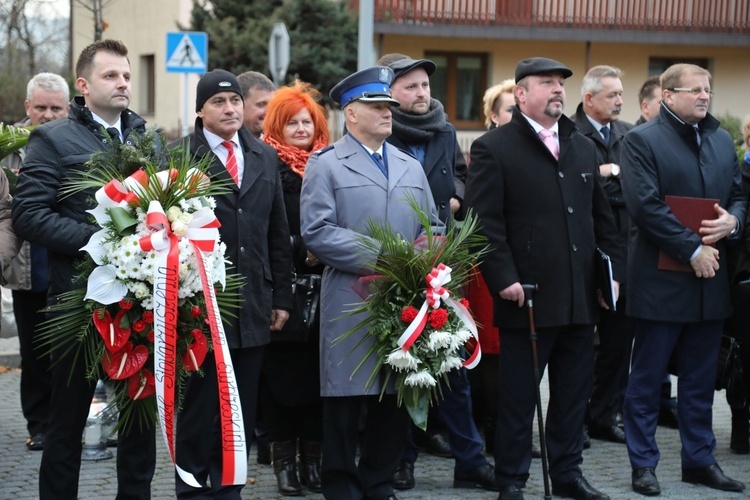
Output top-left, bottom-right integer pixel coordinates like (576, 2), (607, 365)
(80, 229), (110, 265)
(84, 265), (128, 304)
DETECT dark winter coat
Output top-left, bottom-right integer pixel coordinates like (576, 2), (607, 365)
(465, 109), (623, 330)
(621, 104), (746, 321)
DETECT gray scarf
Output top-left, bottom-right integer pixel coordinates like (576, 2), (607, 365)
(390, 98), (447, 143)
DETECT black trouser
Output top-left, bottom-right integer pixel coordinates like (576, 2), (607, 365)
(175, 346), (265, 499)
(13, 289), (51, 437)
(39, 336), (156, 499)
(322, 395), (409, 500)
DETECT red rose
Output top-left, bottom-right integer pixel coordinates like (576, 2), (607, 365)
(428, 308), (449, 329)
(119, 299), (133, 310)
(191, 305), (203, 318)
(132, 320), (146, 333)
(147, 330), (154, 342)
(401, 306), (419, 324)
(460, 297), (470, 309)
(142, 311), (154, 324)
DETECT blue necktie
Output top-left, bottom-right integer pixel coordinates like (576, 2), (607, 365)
(600, 126), (610, 145)
(372, 152), (388, 178)
(694, 125), (701, 146)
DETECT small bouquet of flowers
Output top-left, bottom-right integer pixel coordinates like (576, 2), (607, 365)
(338, 197), (489, 429)
(41, 131), (245, 485)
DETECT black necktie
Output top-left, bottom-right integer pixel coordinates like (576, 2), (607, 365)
(107, 127), (121, 145)
(694, 125), (702, 146)
(600, 126), (610, 145)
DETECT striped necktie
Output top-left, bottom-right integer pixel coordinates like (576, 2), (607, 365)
(221, 140), (239, 185)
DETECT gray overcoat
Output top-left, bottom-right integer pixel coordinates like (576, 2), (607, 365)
(300, 133), (440, 397)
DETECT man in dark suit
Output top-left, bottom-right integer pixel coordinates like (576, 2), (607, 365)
(465, 57), (623, 500)
(378, 53), (495, 493)
(12, 39), (157, 500)
(571, 65), (633, 446)
(621, 63), (746, 496)
(174, 69), (293, 498)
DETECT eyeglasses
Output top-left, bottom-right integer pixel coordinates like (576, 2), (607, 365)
(668, 87), (714, 96)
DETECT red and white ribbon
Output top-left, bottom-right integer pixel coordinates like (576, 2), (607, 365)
(139, 200), (246, 487)
(397, 263), (482, 369)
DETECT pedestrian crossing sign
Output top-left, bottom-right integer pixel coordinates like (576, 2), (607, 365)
(166, 32), (208, 73)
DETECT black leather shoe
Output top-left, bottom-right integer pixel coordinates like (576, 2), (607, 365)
(498, 484), (524, 500)
(632, 467), (661, 496)
(657, 407), (679, 429)
(392, 460), (415, 490)
(682, 464), (745, 492)
(588, 424), (626, 444)
(415, 431), (452, 458)
(453, 463), (499, 491)
(25, 433), (44, 451)
(553, 476), (610, 500)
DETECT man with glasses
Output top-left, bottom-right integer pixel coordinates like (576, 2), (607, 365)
(621, 63), (746, 496)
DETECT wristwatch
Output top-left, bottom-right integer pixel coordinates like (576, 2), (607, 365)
(610, 164), (620, 177)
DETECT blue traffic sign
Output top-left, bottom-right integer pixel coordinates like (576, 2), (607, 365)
(166, 32), (208, 73)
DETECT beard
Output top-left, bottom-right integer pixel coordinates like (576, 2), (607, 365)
(545, 104), (563, 119)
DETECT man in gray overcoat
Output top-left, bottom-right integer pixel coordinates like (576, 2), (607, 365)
(300, 66), (441, 500)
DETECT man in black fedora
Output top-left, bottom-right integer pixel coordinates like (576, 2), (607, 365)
(466, 57), (622, 500)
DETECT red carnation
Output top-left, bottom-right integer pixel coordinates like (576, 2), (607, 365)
(460, 297), (470, 309)
(147, 330), (154, 342)
(191, 305), (203, 318)
(119, 298), (133, 310)
(428, 308), (449, 329)
(142, 311), (154, 324)
(132, 320), (147, 333)
(401, 306), (419, 324)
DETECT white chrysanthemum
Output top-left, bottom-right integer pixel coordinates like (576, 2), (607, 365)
(130, 281), (150, 299)
(385, 348), (421, 372)
(438, 356), (463, 375)
(204, 196), (216, 210)
(404, 370), (437, 388)
(450, 329), (473, 351)
(166, 206), (182, 222)
(140, 295), (154, 310)
(427, 330), (453, 351)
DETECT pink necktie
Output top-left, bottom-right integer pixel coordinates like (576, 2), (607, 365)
(221, 140), (239, 185)
(539, 129), (559, 160)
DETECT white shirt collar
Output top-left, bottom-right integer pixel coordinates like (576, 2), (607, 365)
(90, 112), (122, 139)
(520, 112), (559, 136)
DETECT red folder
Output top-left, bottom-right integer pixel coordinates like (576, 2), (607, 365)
(657, 195), (719, 272)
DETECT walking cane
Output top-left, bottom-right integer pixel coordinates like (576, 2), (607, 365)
(521, 283), (551, 500)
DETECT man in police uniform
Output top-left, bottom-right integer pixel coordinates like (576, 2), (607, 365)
(300, 66), (441, 500)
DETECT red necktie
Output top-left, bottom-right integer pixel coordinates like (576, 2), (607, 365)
(221, 140), (239, 185)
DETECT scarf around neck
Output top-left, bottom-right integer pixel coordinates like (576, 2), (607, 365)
(390, 98), (447, 143)
(262, 133), (328, 177)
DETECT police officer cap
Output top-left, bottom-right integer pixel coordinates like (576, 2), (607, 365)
(381, 54), (437, 80)
(515, 57), (573, 83)
(330, 66), (400, 108)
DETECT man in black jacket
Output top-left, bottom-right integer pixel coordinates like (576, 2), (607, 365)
(571, 65), (633, 446)
(466, 57), (623, 500)
(12, 39), (156, 500)
(173, 69), (293, 499)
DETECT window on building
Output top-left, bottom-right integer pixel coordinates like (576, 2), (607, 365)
(425, 52), (487, 129)
(648, 57), (710, 77)
(140, 54), (155, 116)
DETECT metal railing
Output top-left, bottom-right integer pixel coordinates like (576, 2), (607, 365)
(372, 0), (750, 33)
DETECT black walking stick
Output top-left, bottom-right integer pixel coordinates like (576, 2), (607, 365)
(522, 283), (551, 500)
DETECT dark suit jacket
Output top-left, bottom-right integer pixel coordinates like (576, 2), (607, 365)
(571, 104), (634, 274)
(180, 121), (293, 348)
(621, 105), (746, 322)
(387, 122), (467, 223)
(465, 109), (622, 329)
